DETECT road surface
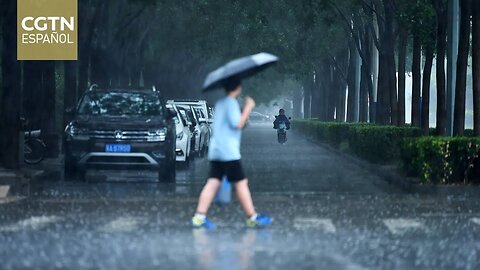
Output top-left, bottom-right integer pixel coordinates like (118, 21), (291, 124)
(1, 123), (479, 269)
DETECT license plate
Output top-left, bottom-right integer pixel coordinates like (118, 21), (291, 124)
(105, 144), (131, 153)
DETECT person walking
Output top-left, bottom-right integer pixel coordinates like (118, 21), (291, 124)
(191, 79), (273, 229)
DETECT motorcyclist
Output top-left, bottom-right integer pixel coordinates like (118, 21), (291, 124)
(273, 109), (290, 130)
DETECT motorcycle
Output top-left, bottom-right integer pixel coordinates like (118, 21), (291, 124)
(274, 116), (291, 144)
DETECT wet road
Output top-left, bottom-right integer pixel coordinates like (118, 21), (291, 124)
(1, 123), (480, 269)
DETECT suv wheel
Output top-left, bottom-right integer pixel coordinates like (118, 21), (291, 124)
(64, 155), (86, 182)
(197, 140), (205, 158)
(159, 166), (175, 182)
(202, 144), (208, 157)
(159, 154), (176, 182)
(184, 152), (191, 167)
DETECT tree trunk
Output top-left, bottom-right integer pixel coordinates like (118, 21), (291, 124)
(422, 49), (435, 135)
(328, 65), (337, 121)
(360, 63), (371, 122)
(63, 61), (77, 127)
(90, 48), (110, 87)
(361, 27), (373, 123)
(23, 61), (43, 128)
(435, 3), (448, 136)
(40, 62), (56, 134)
(376, 53), (389, 124)
(472, 0), (480, 136)
(347, 43), (356, 122)
(77, 1), (101, 95)
(384, 1), (397, 126)
(453, 0), (471, 136)
(335, 65), (347, 122)
(397, 29), (408, 126)
(292, 86), (303, 119)
(411, 34), (422, 127)
(0, 0), (21, 168)
(303, 78), (312, 119)
(311, 70), (322, 119)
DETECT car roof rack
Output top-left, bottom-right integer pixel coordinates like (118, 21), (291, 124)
(173, 99), (206, 103)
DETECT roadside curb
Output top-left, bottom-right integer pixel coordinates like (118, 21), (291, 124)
(294, 131), (480, 196)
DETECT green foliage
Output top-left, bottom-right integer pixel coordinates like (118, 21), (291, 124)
(428, 128), (476, 137)
(397, 0), (436, 50)
(348, 125), (422, 164)
(401, 137), (480, 184)
(293, 120), (360, 147)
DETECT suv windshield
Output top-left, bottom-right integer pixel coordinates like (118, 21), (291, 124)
(78, 91), (163, 116)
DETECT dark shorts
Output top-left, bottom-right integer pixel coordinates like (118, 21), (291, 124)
(209, 160), (246, 182)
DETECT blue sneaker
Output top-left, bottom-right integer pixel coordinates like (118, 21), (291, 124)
(246, 213), (273, 228)
(191, 216), (217, 229)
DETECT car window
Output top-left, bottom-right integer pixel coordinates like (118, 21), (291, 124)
(177, 108), (191, 123)
(78, 92), (163, 116)
(177, 105), (197, 121)
(175, 109), (187, 126)
(194, 107), (205, 118)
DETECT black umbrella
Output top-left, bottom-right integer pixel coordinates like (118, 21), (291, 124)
(202, 52), (279, 92)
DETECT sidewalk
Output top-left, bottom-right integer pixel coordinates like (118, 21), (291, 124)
(0, 156), (62, 197)
(293, 130), (480, 197)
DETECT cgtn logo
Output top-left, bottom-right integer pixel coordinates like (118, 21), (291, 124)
(17, 0), (77, 60)
(21, 16), (75, 44)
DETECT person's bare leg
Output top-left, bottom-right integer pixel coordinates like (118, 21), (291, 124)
(234, 179), (256, 217)
(196, 178), (222, 214)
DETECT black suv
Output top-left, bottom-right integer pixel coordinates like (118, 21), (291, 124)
(64, 87), (176, 182)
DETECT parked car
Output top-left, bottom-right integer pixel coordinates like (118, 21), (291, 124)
(174, 105), (198, 158)
(192, 105), (211, 154)
(64, 87), (177, 182)
(166, 103), (193, 166)
(170, 101), (210, 157)
(172, 100), (213, 124)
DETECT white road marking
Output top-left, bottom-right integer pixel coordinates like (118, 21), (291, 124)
(99, 217), (147, 232)
(383, 218), (425, 235)
(0, 196), (25, 205)
(0, 215), (62, 232)
(294, 218), (336, 233)
(470, 218), (480, 225)
(0, 185), (9, 198)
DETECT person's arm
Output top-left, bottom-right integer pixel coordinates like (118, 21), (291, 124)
(236, 96), (255, 129)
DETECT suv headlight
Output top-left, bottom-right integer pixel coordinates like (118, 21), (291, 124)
(148, 128), (167, 142)
(176, 132), (184, 140)
(65, 125), (77, 137)
(65, 125), (89, 140)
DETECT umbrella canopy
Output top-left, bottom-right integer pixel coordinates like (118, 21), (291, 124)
(202, 52), (279, 92)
